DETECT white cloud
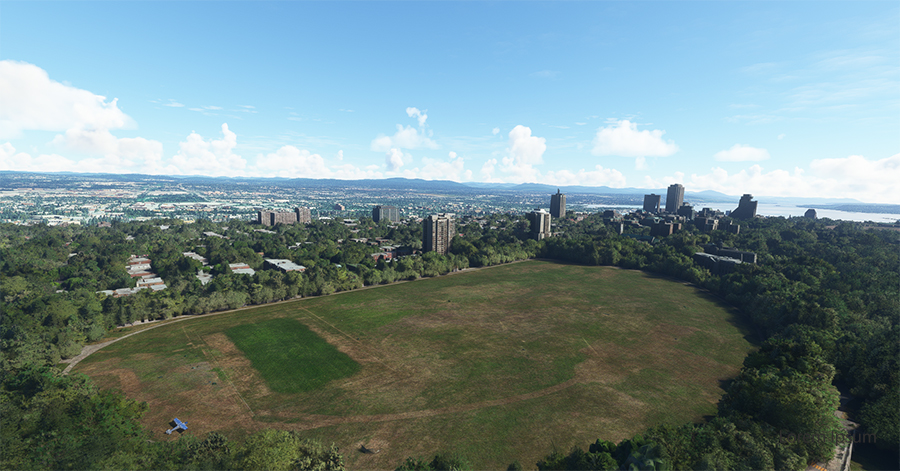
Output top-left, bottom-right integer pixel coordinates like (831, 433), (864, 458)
(254, 145), (330, 178)
(489, 125), (547, 183)
(164, 100), (185, 108)
(371, 109), (439, 152)
(507, 125), (546, 165)
(337, 150), (344, 161)
(480, 158), (498, 182)
(371, 124), (438, 152)
(0, 60), (134, 139)
(170, 123), (247, 177)
(385, 148), (406, 171)
(50, 128), (165, 173)
(674, 154), (900, 204)
(412, 151), (469, 181)
(592, 120), (679, 166)
(492, 127), (500, 135)
(0, 142), (86, 172)
(714, 144), (771, 162)
(544, 166), (627, 188)
(778, 134), (786, 140)
(406, 107), (428, 127)
(809, 154), (899, 200)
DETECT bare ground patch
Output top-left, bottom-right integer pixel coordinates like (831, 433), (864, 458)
(202, 332), (272, 400)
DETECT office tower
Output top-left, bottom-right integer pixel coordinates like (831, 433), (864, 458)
(550, 189), (566, 218)
(373, 205), (400, 223)
(528, 210), (552, 240)
(665, 184), (685, 213)
(294, 207), (312, 224)
(423, 214), (455, 255)
(731, 194), (758, 219)
(643, 194), (661, 213)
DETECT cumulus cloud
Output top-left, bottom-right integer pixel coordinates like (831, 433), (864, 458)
(809, 153), (899, 200)
(371, 124), (438, 152)
(413, 151), (470, 181)
(406, 107), (428, 127)
(0, 60), (134, 139)
(481, 158), (499, 182)
(0, 141), (143, 174)
(492, 127), (500, 135)
(254, 145), (330, 178)
(592, 120), (679, 168)
(385, 148), (406, 171)
(507, 125), (546, 165)
(544, 166), (627, 188)
(0, 145), (80, 172)
(669, 154), (900, 204)
(488, 125), (547, 183)
(49, 128), (165, 171)
(170, 123), (247, 177)
(714, 144), (771, 162)
(371, 108), (438, 152)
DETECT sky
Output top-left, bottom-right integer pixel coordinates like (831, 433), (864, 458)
(1, 1), (898, 203)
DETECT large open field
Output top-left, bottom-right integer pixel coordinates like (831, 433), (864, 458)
(76, 261), (755, 469)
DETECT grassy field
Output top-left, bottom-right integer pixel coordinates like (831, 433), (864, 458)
(76, 261), (755, 469)
(225, 318), (361, 393)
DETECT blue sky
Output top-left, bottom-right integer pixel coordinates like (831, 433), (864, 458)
(1, 1), (898, 203)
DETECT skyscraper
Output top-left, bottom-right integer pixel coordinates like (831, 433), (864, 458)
(665, 184), (684, 213)
(528, 210), (552, 240)
(643, 194), (661, 213)
(423, 214), (455, 255)
(373, 205), (400, 223)
(731, 194), (758, 219)
(550, 189), (566, 218)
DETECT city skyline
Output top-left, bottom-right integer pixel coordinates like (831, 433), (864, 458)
(1, 2), (898, 204)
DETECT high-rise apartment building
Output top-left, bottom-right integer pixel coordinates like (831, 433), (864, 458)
(550, 189), (566, 218)
(373, 205), (400, 223)
(643, 194), (661, 213)
(258, 207), (312, 226)
(423, 214), (455, 255)
(731, 194), (758, 219)
(665, 184), (684, 213)
(528, 210), (552, 240)
(295, 207), (312, 224)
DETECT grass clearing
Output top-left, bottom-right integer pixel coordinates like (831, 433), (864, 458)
(76, 261), (755, 469)
(225, 318), (360, 394)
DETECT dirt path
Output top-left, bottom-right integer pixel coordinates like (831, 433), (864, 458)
(62, 259), (529, 375)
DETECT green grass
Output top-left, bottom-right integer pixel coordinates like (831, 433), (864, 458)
(225, 318), (360, 394)
(76, 261), (755, 469)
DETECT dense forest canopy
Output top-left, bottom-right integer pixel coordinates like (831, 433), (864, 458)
(1, 213), (897, 470)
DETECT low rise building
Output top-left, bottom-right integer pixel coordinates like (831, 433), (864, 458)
(264, 259), (306, 272)
(693, 252), (743, 275)
(229, 263), (256, 275)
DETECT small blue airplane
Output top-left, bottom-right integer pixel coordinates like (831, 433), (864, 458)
(165, 418), (188, 435)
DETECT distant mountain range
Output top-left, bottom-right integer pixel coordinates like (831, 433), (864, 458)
(0, 170), (881, 207)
